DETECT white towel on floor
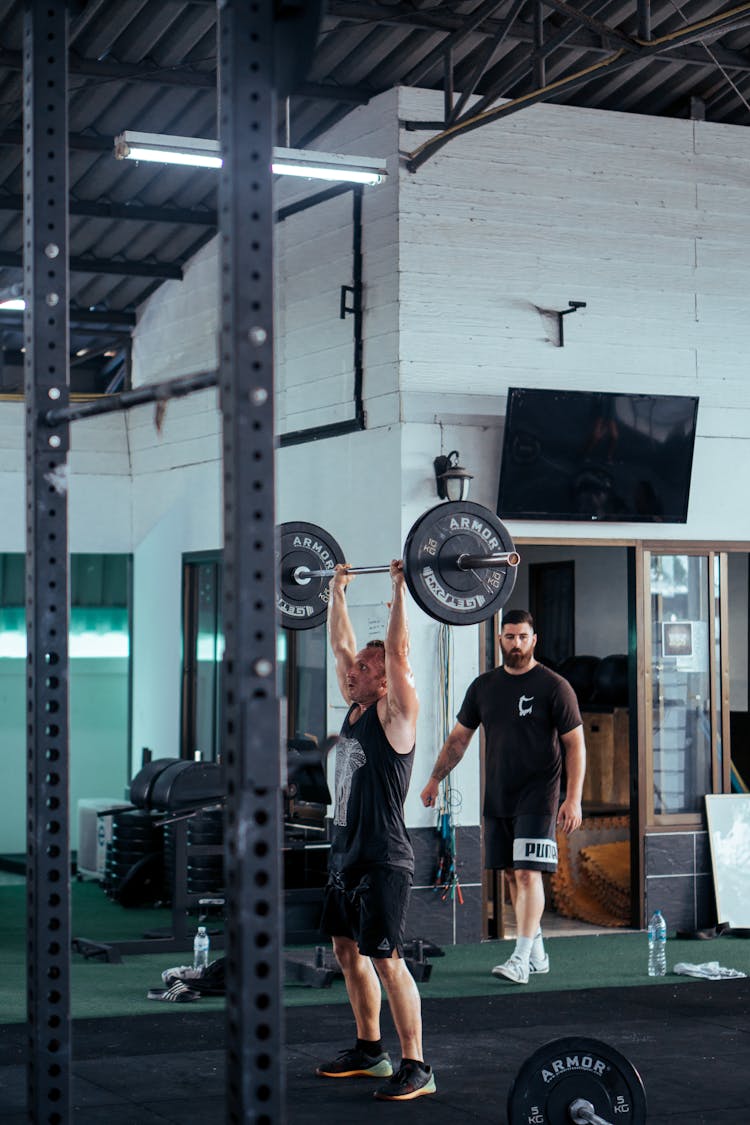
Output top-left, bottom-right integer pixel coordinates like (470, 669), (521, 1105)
(673, 961), (747, 980)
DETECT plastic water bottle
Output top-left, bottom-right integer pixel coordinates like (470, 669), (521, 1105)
(193, 925), (210, 971)
(647, 910), (667, 976)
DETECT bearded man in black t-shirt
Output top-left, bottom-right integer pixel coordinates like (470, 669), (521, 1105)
(421, 609), (585, 985)
(315, 559), (436, 1102)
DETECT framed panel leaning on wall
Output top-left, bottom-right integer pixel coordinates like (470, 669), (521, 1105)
(705, 794), (750, 927)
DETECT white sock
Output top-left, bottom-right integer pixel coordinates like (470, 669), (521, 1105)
(531, 930), (545, 959)
(514, 936), (534, 966)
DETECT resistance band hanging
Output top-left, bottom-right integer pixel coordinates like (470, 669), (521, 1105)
(432, 623), (463, 906)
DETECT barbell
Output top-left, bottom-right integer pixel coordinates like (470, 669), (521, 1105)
(507, 1036), (647, 1124)
(277, 500), (519, 630)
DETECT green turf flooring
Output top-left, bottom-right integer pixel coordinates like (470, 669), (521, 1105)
(2, 882), (750, 1024)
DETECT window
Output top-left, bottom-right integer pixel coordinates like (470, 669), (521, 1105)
(181, 554), (223, 762)
(180, 553), (327, 761)
(647, 551), (723, 817)
(0, 553), (132, 856)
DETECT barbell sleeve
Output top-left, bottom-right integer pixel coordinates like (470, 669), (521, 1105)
(568, 1099), (613, 1125)
(292, 552), (520, 585)
(460, 552), (521, 569)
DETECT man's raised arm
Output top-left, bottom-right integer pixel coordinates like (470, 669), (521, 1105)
(382, 560), (419, 755)
(328, 565), (356, 703)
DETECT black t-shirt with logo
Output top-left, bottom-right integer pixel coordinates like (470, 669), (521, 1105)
(457, 663), (581, 817)
(328, 702), (415, 874)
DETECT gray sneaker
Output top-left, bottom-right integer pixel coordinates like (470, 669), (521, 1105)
(530, 951), (550, 974)
(491, 953), (530, 984)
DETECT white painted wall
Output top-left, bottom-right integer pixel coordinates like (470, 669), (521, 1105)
(128, 390), (222, 772)
(131, 238), (219, 388)
(396, 88), (750, 545)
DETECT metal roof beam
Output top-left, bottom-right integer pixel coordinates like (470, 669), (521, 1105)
(407, 3), (750, 171)
(329, 1), (750, 75)
(0, 47), (370, 102)
(0, 251), (182, 280)
(0, 194), (216, 227)
(0, 308), (135, 329)
(446, 0), (618, 123)
(402, 0), (507, 87)
(541, 0), (641, 52)
(0, 128), (112, 151)
(448, 0), (526, 123)
(0, 46), (215, 88)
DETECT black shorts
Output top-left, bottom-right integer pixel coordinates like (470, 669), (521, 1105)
(484, 812), (558, 872)
(320, 866), (412, 958)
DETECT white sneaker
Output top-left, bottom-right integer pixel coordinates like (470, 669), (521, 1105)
(491, 954), (530, 984)
(530, 951), (550, 974)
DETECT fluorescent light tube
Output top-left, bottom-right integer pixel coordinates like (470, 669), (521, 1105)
(114, 131), (387, 185)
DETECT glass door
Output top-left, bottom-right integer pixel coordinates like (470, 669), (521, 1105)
(644, 549), (728, 824)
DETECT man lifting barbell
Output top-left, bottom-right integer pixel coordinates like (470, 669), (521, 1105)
(315, 559), (436, 1102)
(421, 609), (586, 985)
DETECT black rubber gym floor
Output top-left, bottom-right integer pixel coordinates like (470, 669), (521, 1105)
(1, 980), (748, 1122)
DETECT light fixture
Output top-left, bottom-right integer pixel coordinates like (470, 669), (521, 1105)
(0, 283), (24, 311)
(114, 132), (222, 168)
(434, 450), (473, 502)
(114, 131), (387, 186)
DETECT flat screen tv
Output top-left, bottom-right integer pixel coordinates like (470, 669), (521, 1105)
(497, 388), (699, 523)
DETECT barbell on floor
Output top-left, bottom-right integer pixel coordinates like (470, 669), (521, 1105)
(506, 1036), (647, 1124)
(277, 500), (519, 630)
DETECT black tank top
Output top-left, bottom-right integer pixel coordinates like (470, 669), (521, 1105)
(328, 702), (414, 874)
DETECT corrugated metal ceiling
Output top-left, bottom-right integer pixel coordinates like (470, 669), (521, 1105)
(1, 0), (749, 391)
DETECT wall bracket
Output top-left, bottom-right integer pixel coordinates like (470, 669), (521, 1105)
(555, 300), (586, 346)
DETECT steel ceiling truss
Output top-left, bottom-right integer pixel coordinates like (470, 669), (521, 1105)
(401, 0), (750, 171)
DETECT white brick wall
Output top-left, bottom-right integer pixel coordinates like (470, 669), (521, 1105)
(394, 87), (750, 542)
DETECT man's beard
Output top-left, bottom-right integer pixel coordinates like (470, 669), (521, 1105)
(504, 648), (532, 670)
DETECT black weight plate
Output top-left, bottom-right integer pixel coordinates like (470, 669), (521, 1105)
(112, 853), (166, 908)
(147, 759), (192, 810)
(129, 758), (181, 808)
(277, 521), (345, 631)
(507, 1036), (647, 1125)
(403, 501), (517, 626)
(111, 824), (159, 839)
(189, 815), (224, 832)
(111, 822), (160, 837)
(106, 847), (155, 864)
(187, 856), (224, 872)
(187, 831), (224, 846)
(111, 809), (159, 827)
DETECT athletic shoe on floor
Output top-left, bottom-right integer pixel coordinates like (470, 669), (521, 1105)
(530, 951), (550, 974)
(315, 1047), (393, 1079)
(161, 964), (204, 985)
(374, 1060), (436, 1101)
(491, 953), (530, 984)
